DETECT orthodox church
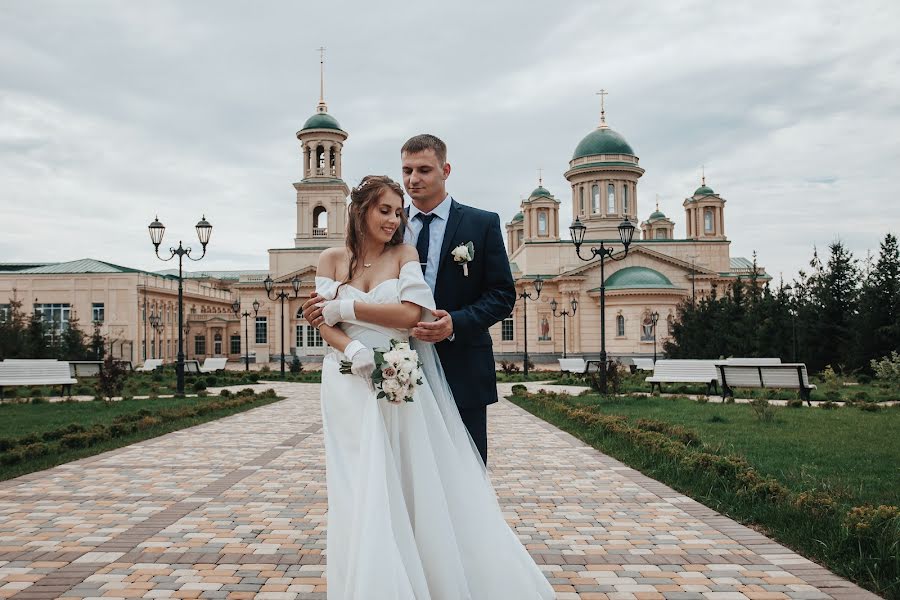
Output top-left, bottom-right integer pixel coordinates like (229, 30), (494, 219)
(490, 97), (767, 360)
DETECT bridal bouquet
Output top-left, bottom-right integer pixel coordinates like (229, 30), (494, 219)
(340, 339), (424, 404)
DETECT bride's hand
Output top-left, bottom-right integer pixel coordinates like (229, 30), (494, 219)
(344, 341), (376, 381)
(322, 299), (356, 327)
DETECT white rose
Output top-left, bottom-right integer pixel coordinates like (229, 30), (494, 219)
(397, 369), (410, 383)
(382, 378), (401, 393)
(394, 342), (411, 352)
(451, 245), (469, 261)
(383, 350), (401, 363)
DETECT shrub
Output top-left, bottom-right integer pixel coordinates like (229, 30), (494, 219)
(247, 373), (260, 382)
(219, 389), (233, 398)
(856, 402), (881, 412)
(30, 397), (49, 404)
(260, 365), (271, 373)
(852, 390), (872, 402)
(696, 395), (709, 404)
(870, 351), (900, 386)
(787, 398), (804, 408)
(96, 354), (128, 402)
(191, 380), (207, 393)
(724, 396), (735, 404)
(289, 355), (303, 374)
(821, 401), (839, 410)
(500, 360), (520, 375)
(749, 398), (776, 422)
(151, 372), (164, 382)
(205, 375), (218, 387)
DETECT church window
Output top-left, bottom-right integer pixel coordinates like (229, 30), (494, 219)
(537, 210), (548, 236)
(655, 229), (667, 240)
(501, 316), (514, 341)
(313, 206), (328, 236)
(667, 314), (674, 336)
(623, 185), (629, 214)
(579, 187), (585, 215)
(607, 183), (616, 214)
(316, 145), (325, 174)
(704, 210), (714, 233)
(591, 184), (600, 213)
(516, 229), (523, 247)
(616, 314), (625, 337)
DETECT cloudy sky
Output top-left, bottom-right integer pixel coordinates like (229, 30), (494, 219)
(2, 0), (898, 282)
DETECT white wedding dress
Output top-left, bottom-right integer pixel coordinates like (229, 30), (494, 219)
(316, 261), (555, 600)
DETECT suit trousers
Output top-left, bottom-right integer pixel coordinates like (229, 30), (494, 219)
(457, 404), (488, 466)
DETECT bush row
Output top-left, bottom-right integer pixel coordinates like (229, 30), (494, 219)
(0, 389), (277, 465)
(510, 386), (900, 598)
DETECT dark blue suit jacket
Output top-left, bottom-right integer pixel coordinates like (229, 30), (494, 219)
(422, 200), (516, 409)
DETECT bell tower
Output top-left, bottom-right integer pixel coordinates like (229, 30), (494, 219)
(683, 170), (726, 241)
(294, 48), (350, 248)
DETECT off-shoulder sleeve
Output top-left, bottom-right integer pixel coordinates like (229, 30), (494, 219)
(315, 277), (340, 301)
(398, 261), (436, 310)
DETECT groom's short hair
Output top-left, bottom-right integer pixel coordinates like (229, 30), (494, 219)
(401, 134), (447, 165)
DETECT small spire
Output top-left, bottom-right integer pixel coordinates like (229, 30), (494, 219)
(596, 89), (609, 129)
(317, 46), (328, 114)
(537, 167), (543, 186)
(655, 194), (660, 212)
(701, 164), (706, 186)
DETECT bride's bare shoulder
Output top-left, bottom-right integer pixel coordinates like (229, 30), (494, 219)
(392, 243), (419, 265)
(318, 247), (349, 277)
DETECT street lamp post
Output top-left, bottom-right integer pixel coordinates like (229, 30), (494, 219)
(148, 215), (212, 395)
(518, 278), (543, 377)
(263, 275), (301, 378)
(550, 295), (578, 358)
(569, 216), (635, 394)
(231, 298), (259, 372)
(650, 310), (660, 364)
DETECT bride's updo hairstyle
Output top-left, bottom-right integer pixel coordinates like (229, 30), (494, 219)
(343, 175), (407, 284)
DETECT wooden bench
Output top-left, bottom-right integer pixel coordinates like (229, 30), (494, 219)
(138, 359), (164, 372)
(632, 358), (655, 371)
(716, 363), (817, 405)
(0, 360), (77, 399)
(558, 358), (587, 373)
(199, 357), (228, 373)
(645, 359), (719, 395)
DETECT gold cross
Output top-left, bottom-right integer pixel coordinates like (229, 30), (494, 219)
(537, 167), (543, 186)
(317, 46), (326, 104)
(596, 89), (608, 125)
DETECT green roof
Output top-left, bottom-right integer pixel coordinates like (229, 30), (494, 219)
(529, 185), (552, 199)
(648, 210), (666, 221)
(573, 127), (635, 160)
(603, 266), (676, 290)
(8, 258), (166, 277)
(511, 212), (524, 222)
(301, 111), (342, 131)
(694, 184), (715, 196)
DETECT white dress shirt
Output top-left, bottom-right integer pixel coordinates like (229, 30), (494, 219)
(405, 194), (452, 293)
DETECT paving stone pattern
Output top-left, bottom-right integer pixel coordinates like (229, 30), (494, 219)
(0, 382), (880, 599)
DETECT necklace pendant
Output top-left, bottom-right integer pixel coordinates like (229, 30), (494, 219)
(363, 263), (372, 268)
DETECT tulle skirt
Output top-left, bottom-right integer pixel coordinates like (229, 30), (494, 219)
(319, 339), (554, 600)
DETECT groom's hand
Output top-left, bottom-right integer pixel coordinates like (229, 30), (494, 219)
(412, 309), (453, 343)
(302, 293), (326, 326)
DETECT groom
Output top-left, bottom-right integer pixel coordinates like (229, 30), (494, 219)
(303, 134), (515, 465)
(398, 134), (516, 465)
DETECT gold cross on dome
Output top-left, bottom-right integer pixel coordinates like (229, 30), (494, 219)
(596, 89), (608, 126)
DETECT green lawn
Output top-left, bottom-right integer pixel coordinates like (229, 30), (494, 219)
(0, 392), (283, 481)
(545, 393), (900, 507)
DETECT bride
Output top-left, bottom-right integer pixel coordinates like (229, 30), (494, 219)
(312, 175), (555, 599)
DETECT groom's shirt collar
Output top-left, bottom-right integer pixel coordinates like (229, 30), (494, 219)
(408, 194), (452, 221)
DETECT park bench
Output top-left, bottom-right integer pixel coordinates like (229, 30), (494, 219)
(68, 360), (134, 377)
(183, 360), (201, 374)
(138, 359), (164, 372)
(645, 359), (719, 395)
(716, 363), (817, 405)
(0, 360), (77, 399)
(199, 357), (228, 373)
(632, 358), (655, 371)
(558, 358), (587, 373)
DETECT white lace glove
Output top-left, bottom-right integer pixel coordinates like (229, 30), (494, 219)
(343, 340), (376, 380)
(321, 299), (356, 327)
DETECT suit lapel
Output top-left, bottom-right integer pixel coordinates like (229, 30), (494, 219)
(437, 200), (464, 277)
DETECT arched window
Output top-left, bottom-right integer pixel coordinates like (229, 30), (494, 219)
(616, 314), (625, 337)
(704, 209), (714, 233)
(316, 145), (325, 173)
(517, 229), (523, 246)
(537, 210), (548, 236)
(655, 229), (667, 240)
(607, 183), (616, 214)
(313, 206), (327, 236)
(579, 187), (585, 215)
(667, 314), (675, 335)
(591, 184), (600, 213)
(623, 184), (629, 214)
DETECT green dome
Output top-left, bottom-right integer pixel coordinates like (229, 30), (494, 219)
(648, 210), (666, 221)
(301, 111), (342, 131)
(511, 212), (524, 222)
(694, 184), (715, 196)
(530, 185), (552, 199)
(573, 127), (635, 160)
(605, 266), (675, 289)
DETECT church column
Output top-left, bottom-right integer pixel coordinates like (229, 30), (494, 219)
(334, 143), (342, 177)
(324, 143), (333, 176)
(307, 142), (316, 174)
(718, 208), (725, 237)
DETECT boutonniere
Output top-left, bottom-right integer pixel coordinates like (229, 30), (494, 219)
(451, 242), (475, 276)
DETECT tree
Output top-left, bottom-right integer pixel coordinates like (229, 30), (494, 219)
(89, 322), (106, 361)
(856, 233), (900, 370)
(0, 294), (26, 359)
(24, 311), (50, 358)
(59, 314), (88, 360)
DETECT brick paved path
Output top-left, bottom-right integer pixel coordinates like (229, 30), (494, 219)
(0, 382), (880, 599)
